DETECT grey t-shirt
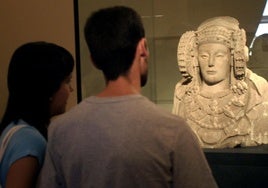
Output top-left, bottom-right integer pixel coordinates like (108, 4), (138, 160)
(38, 95), (217, 188)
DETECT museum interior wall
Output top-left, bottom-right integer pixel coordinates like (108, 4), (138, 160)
(77, 0), (267, 112)
(0, 0), (267, 118)
(0, 1), (267, 186)
(0, 0), (77, 120)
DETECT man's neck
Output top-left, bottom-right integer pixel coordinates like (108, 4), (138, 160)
(97, 76), (140, 97)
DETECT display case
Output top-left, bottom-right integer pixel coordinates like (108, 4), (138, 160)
(74, 0), (268, 187)
(204, 145), (268, 187)
(74, 0), (267, 111)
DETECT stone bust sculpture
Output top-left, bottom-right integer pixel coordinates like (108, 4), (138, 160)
(172, 16), (268, 148)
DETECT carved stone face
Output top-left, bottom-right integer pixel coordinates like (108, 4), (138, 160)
(198, 43), (231, 87)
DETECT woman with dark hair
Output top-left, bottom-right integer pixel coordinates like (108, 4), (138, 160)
(0, 41), (74, 188)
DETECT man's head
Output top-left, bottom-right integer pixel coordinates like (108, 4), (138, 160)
(84, 6), (146, 82)
(177, 16), (248, 83)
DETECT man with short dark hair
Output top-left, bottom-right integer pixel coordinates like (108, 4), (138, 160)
(37, 6), (217, 188)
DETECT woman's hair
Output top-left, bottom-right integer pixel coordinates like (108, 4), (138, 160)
(0, 41), (74, 138)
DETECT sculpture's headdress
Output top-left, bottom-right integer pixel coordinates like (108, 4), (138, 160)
(177, 16), (248, 82)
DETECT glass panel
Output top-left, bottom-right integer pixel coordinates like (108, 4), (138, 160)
(76, 0), (267, 112)
(76, 0), (155, 100)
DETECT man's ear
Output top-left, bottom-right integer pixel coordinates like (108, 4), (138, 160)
(138, 38), (149, 58)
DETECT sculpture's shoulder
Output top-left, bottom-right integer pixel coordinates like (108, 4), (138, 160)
(246, 69), (268, 100)
(174, 79), (198, 98)
(173, 79), (197, 115)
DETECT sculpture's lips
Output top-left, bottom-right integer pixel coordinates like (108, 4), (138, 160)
(206, 70), (216, 74)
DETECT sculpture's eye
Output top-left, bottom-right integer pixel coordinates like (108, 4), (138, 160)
(199, 54), (209, 60)
(216, 53), (224, 58)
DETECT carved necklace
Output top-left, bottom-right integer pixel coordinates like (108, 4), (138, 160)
(184, 88), (248, 129)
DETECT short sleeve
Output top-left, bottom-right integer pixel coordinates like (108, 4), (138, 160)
(0, 125), (46, 187)
(7, 126), (47, 165)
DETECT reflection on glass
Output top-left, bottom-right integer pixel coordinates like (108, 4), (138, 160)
(249, 0), (268, 50)
(76, 0), (267, 112)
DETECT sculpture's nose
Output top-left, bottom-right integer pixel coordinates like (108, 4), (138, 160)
(208, 56), (215, 67)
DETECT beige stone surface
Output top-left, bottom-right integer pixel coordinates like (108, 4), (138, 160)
(172, 16), (268, 148)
